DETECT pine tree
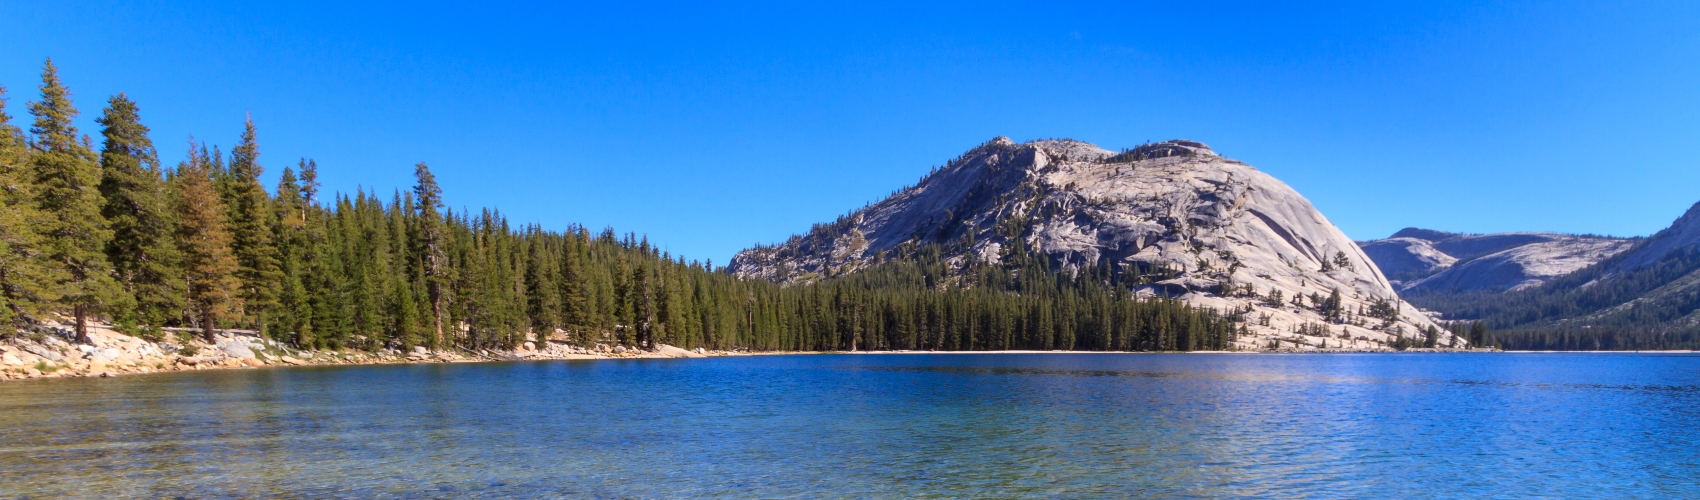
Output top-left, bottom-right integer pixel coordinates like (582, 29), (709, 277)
(225, 116), (281, 335)
(273, 165), (312, 345)
(559, 228), (590, 342)
(412, 163), (447, 348)
(524, 228), (560, 340)
(175, 145), (241, 342)
(1323, 288), (1343, 323)
(0, 85), (54, 329)
(97, 93), (184, 334)
(28, 59), (119, 343)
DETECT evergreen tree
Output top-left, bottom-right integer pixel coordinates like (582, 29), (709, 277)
(0, 85), (53, 328)
(97, 92), (184, 334)
(412, 163), (448, 348)
(225, 116), (281, 335)
(28, 59), (118, 343)
(274, 164), (312, 345)
(559, 228), (591, 342)
(1323, 288), (1344, 323)
(175, 145), (240, 342)
(523, 228), (560, 340)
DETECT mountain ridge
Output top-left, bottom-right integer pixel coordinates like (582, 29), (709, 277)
(1358, 229), (1636, 293)
(732, 138), (1454, 349)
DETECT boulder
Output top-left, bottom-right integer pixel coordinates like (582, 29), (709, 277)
(522, 341), (535, 351)
(220, 342), (256, 359)
(654, 344), (705, 358)
(2, 353), (20, 365)
(412, 346), (428, 355)
(21, 344), (62, 362)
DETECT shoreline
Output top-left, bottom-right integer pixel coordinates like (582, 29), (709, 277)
(0, 325), (780, 383)
(6, 330), (1693, 383)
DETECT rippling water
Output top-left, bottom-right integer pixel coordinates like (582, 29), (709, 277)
(2, 353), (1697, 498)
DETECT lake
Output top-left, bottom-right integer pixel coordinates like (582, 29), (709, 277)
(1, 353), (1697, 498)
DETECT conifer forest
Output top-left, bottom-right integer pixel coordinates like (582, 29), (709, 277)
(0, 60), (1240, 353)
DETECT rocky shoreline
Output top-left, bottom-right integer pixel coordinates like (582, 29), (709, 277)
(0, 324), (741, 382)
(0, 326), (1517, 383)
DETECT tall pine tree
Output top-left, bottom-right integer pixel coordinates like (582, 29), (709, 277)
(175, 144), (240, 342)
(413, 162), (447, 348)
(226, 116), (281, 335)
(28, 59), (118, 343)
(98, 92), (184, 334)
(0, 85), (53, 328)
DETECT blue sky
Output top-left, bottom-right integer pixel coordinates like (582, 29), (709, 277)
(2, 1), (1696, 265)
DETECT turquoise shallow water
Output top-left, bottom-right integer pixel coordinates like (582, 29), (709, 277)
(1, 352), (1697, 498)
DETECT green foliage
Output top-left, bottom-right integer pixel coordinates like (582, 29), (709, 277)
(98, 92), (184, 331)
(0, 60), (1240, 353)
(0, 84), (56, 328)
(27, 59), (119, 342)
(175, 144), (241, 342)
(1409, 226), (1700, 350)
(225, 117), (282, 335)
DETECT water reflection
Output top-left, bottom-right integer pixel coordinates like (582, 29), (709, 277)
(0, 353), (1696, 497)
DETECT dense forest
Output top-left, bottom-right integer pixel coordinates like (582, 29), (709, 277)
(0, 60), (1238, 353)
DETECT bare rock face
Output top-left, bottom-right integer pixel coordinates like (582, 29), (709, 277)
(1612, 201), (1700, 272)
(732, 138), (1451, 348)
(1359, 228), (1635, 293)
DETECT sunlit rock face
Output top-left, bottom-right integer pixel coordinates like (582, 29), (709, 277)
(731, 138), (1452, 348)
(1360, 228), (1635, 293)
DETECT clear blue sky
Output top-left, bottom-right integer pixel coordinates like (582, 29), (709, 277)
(3, 1), (1696, 265)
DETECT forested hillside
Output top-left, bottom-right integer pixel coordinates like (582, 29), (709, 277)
(731, 137), (1450, 349)
(0, 60), (1237, 353)
(1409, 202), (1700, 350)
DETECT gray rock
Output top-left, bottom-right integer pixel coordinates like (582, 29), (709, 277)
(219, 342), (256, 359)
(1612, 201), (1700, 272)
(1359, 228), (1634, 293)
(729, 138), (1448, 346)
(413, 346), (428, 355)
(20, 343), (62, 362)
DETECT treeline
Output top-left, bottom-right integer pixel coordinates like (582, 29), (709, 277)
(0, 59), (1238, 353)
(1407, 225), (1700, 350)
(774, 243), (1243, 352)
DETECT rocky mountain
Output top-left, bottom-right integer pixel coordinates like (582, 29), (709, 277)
(1359, 229), (1635, 294)
(731, 138), (1454, 349)
(1408, 201), (1700, 347)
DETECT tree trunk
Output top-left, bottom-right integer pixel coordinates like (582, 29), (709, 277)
(74, 304), (90, 344)
(430, 285), (443, 350)
(201, 308), (217, 344)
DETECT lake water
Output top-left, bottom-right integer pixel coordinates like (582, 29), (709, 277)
(1, 353), (1697, 498)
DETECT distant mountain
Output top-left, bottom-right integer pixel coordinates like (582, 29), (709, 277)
(1405, 201), (1700, 349)
(1358, 229), (1634, 293)
(732, 138), (1452, 349)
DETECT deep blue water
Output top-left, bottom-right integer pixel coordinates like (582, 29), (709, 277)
(1, 353), (1697, 498)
